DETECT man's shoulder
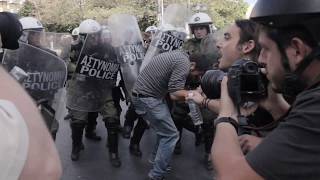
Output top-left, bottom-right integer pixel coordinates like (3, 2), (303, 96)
(294, 86), (320, 108)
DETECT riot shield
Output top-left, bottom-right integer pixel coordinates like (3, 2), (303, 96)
(66, 31), (120, 112)
(108, 14), (146, 97)
(140, 4), (190, 72)
(20, 30), (72, 62)
(2, 42), (67, 102)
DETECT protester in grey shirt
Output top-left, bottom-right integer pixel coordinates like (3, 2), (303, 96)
(132, 49), (208, 180)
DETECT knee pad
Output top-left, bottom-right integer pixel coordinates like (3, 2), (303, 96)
(70, 119), (86, 129)
(104, 118), (120, 130)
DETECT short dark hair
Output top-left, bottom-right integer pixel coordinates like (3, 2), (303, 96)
(235, 19), (260, 61)
(189, 53), (213, 72)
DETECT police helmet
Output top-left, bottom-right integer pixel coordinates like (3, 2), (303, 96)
(188, 12), (216, 34)
(250, 0), (320, 42)
(79, 19), (101, 34)
(19, 17), (44, 31)
(101, 25), (111, 40)
(71, 27), (79, 36)
(145, 26), (157, 34)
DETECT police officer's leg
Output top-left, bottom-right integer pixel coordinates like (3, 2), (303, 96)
(69, 109), (87, 161)
(202, 110), (217, 170)
(85, 112), (101, 141)
(122, 103), (138, 138)
(202, 120), (214, 170)
(40, 102), (58, 140)
(183, 115), (203, 146)
(171, 101), (188, 155)
(101, 98), (121, 168)
(173, 117), (183, 155)
(129, 116), (147, 157)
(50, 118), (59, 141)
(112, 86), (123, 132)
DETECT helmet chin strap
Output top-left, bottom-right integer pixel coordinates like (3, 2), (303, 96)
(281, 46), (320, 97)
(268, 29), (320, 96)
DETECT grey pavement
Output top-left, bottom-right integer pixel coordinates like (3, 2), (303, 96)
(55, 100), (215, 180)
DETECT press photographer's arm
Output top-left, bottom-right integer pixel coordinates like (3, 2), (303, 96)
(212, 76), (263, 180)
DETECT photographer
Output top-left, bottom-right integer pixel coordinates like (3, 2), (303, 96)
(189, 19), (274, 139)
(188, 19), (261, 113)
(212, 0), (320, 179)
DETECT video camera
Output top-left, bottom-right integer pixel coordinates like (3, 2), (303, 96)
(201, 59), (268, 105)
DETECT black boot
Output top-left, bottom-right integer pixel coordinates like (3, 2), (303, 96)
(174, 130), (183, 155)
(195, 126), (203, 147)
(122, 125), (132, 139)
(109, 152), (121, 167)
(204, 153), (213, 171)
(174, 140), (182, 155)
(105, 118), (121, 167)
(85, 112), (101, 141)
(71, 123), (85, 161)
(129, 143), (142, 157)
(85, 131), (102, 141)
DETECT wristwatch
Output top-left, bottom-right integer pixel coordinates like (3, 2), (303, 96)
(214, 117), (238, 132)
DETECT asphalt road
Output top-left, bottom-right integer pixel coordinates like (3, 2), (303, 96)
(55, 97), (215, 180)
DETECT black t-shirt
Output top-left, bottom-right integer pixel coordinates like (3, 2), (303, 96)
(246, 86), (320, 180)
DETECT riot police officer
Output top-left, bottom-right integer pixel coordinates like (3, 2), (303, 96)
(68, 27), (81, 79)
(171, 12), (219, 170)
(66, 19), (122, 168)
(142, 25), (157, 48)
(19, 17), (62, 140)
(184, 12), (217, 56)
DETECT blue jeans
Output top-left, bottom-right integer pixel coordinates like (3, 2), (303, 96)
(132, 96), (179, 178)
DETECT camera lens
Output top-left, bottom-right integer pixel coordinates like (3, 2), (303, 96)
(201, 70), (225, 99)
(244, 61), (258, 73)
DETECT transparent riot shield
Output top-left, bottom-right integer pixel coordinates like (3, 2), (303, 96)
(108, 14), (146, 97)
(20, 30), (72, 62)
(66, 31), (120, 112)
(2, 42), (67, 102)
(140, 4), (190, 72)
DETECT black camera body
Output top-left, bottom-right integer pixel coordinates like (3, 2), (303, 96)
(201, 59), (268, 104)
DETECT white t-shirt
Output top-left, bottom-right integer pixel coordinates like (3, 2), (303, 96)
(0, 100), (29, 180)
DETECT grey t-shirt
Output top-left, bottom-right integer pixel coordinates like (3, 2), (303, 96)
(246, 86), (320, 180)
(133, 50), (190, 98)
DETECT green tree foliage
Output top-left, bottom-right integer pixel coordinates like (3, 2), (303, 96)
(18, 1), (36, 17)
(209, 0), (248, 28)
(20, 0), (248, 32)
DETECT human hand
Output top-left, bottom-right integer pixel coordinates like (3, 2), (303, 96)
(240, 102), (258, 117)
(218, 76), (238, 120)
(185, 90), (205, 105)
(238, 134), (263, 154)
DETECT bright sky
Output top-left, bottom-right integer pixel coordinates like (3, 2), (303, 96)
(244, 0), (257, 18)
(245, 0), (257, 5)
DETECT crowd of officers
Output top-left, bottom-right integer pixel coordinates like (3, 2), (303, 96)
(0, 7), (285, 176)
(11, 11), (222, 170)
(3, 0), (320, 179)
(64, 12), (220, 169)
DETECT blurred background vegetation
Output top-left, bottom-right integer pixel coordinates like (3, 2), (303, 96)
(18, 0), (248, 33)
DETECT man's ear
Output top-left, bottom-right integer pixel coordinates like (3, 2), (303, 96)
(241, 40), (255, 54)
(288, 37), (312, 66)
(190, 62), (196, 71)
